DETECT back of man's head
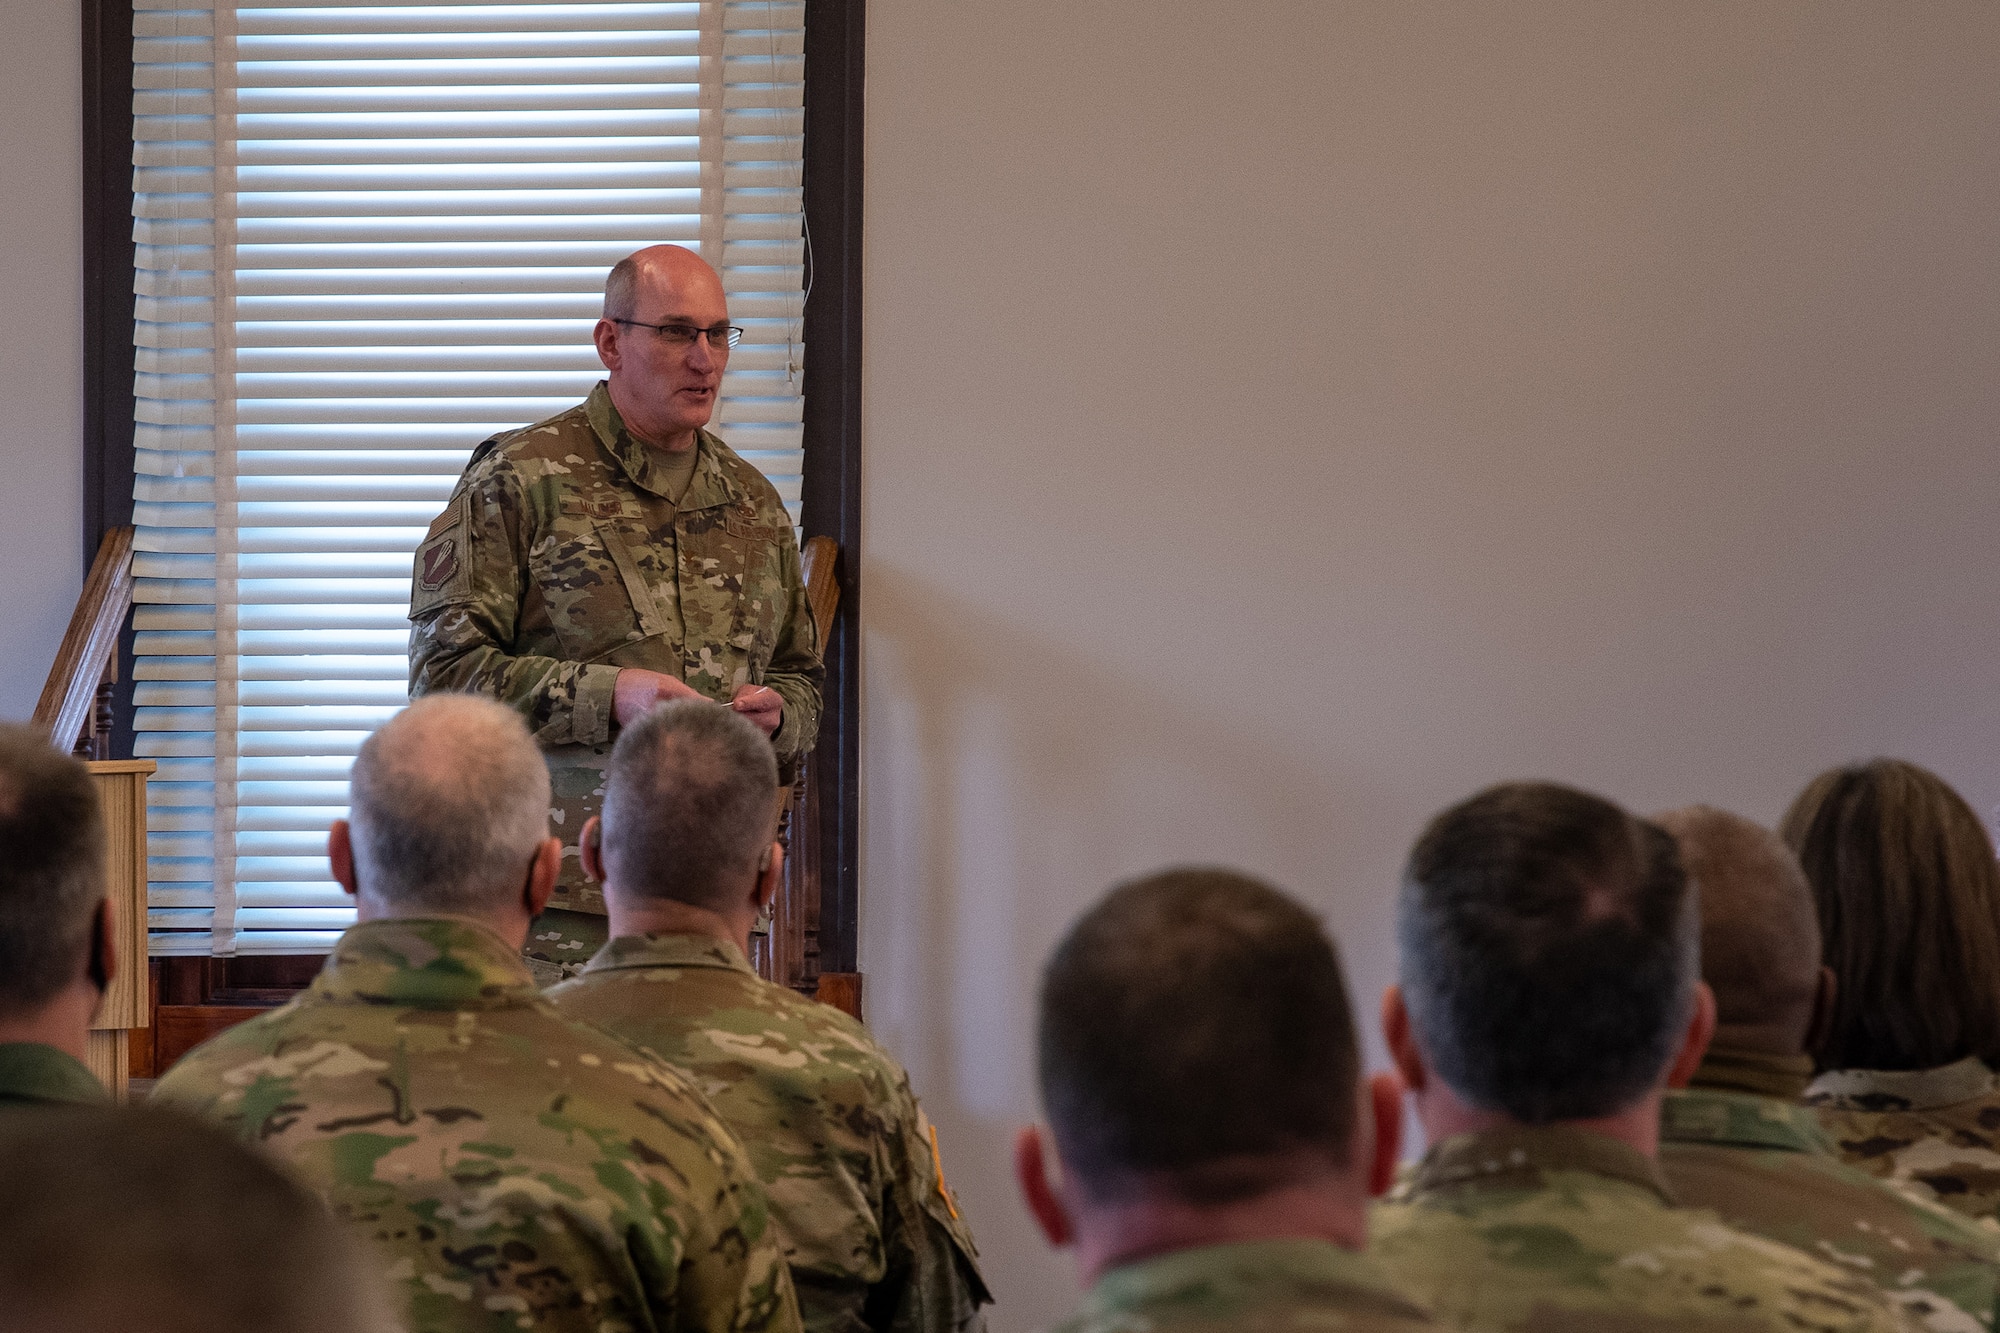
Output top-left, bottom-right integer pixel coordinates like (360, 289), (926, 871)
(1399, 782), (1697, 1125)
(601, 699), (778, 912)
(1653, 804), (1820, 1054)
(1038, 867), (1361, 1206)
(0, 725), (105, 1019)
(0, 1103), (392, 1333)
(347, 694), (549, 914)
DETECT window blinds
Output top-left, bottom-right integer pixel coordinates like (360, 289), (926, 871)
(131, 0), (807, 955)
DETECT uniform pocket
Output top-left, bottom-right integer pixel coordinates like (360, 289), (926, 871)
(530, 519), (642, 660)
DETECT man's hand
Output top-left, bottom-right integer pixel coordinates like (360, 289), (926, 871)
(612, 668), (706, 726)
(729, 684), (784, 737)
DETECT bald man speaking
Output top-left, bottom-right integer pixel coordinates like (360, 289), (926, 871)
(409, 246), (823, 979)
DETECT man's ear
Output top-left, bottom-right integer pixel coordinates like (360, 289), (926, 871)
(752, 841), (783, 915)
(579, 816), (606, 884)
(1366, 1070), (1405, 1198)
(1665, 980), (1719, 1090)
(87, 897), (116, 996)
(1381, 985), (1428, 1094)
(329, 820), (358, 897)
(1013, 1124), (1074, 1250)
(593, 318), (622, 372)
(525, 837), (561, 919)
(1803, 965), (1837, 1060)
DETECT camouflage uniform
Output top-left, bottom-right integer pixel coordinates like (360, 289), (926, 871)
(152, 917), (802, 1333)
(547, 933), (989, 1333)
(1808, 1057), (2000, 1227)
(0, 1042), (108, 1106)
(1048, 1238), (1438, 1333)
(407, 382), (823, 979)
(1372, 1124), (1924, 1332)
(1662, 1047), (2000, 1331)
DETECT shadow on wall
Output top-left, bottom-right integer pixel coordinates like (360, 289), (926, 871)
(860, 560), (1408, 1329)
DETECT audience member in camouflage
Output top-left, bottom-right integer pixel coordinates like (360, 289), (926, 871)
(1022, 869), (1437, 1333)
(154, 697), (802, 1333)
(546, 701), (988, 1333)
(1379, 782), (1921, 1333)
(407, 245), (821, 979)
(0, 724), (117, 1107)
(1781, 760), (2000, 1227)
(1653, 805), (2000, 1332)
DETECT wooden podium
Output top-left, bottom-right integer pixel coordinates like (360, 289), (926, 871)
(83, 760), (154, 1099)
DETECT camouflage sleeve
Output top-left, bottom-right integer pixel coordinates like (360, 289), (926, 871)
(880, 1101), (991, 1333)
(762, 528), (824, 768)
(407, 471), (622, 746)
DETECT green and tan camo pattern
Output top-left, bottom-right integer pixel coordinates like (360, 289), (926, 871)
(152, 917), (803, 1333)
(548, 934), (990, 1333)
(1049, 1238), (1439, 1333)
(1373, 1125), (1926, 1333)
(1809, 1059), (2000, 1230)
(407, 382), (822, 918)
(1662, 1085), (2000, 1331)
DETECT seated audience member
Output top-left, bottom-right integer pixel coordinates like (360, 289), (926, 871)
(1784, 759), (2000, 1224)
(154, 694), (801, 1333)
(0, 724), (115, 1106)
(1015, 867), (1437, 1332)
(548, 700), (990, 1333)
(0, 1103), (395, 1333)
(1655, 805), (2000, 1332)
(1373, 781), (1920, 1333)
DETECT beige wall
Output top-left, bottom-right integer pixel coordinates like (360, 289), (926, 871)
(0, 2), (83, 721)
(860, 3), (2000, 1327)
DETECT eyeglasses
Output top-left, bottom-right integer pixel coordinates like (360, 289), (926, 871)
(611, 318), (744, 349)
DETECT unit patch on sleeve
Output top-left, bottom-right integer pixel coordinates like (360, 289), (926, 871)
(410, 493), (474, 616)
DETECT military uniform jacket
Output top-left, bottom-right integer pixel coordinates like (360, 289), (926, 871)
(1809, 1057), (2000, 1227)
(1662, 1075), (2000, 1331)
(1372, 1124), (1924, 1332)
(152, 917), (802, 1333)
(0, 1041), (108, 1106)
(548, 933), (989, 1333)
(1048, 1238), (1437, 1333)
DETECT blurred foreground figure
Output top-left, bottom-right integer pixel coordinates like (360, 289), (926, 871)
(549, 699), (988, 1333)
(1785, 759), (2000, 1225)
(0, 1103), (393, 1333)
(1017, 868), (1436, 1333)
(1655, 804), (2000, 1332)
(155, 695), (800, 1333)
(0, 724), (114, 1106)
(1374, 781), (1921, 1333)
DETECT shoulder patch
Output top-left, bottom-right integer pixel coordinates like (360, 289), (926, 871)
(410, 493), (474, 618)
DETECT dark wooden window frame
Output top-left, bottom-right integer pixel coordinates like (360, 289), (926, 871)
(81, 0), (865, 1015)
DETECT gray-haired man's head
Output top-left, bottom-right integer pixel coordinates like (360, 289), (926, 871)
(0, 725), (107, 1018)
(1397, 781), (1700, 1124)
(344, 694), (550, 915)
(600, 699), (779, 911)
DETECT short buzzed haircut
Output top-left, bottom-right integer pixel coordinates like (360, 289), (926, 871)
(604, 255), (640, 320)
(0, 724), (106, 1016)
(1399, 782), (1698, 1124)
(1654, 805), (1820, 1044)
(0, 1104), (392, 1333)
(1037, 868), (1361, 1205)
(601, 699), (778, 911)
(347, 695), (550, 913)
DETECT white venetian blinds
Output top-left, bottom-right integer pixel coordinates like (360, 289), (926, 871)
(131, 0), (807, 956)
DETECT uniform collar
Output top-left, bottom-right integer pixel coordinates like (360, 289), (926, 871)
(1689, 1045), (1815, 1100)
(1406, 1124), (1675, 1205)
(584, 380), (741, 511)
(1080, 1238), (1427, 1324)
(310, 917), (540, 1010)
(1660, 1086), (1834, 1155)
(1805, 1056), (1999, 1112)
(0, 1042), (109, 1105)
(581, 930), (755, 977)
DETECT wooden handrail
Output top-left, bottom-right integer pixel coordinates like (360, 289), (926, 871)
(33, 526), (136, 759)
(800, 534), (840, 648)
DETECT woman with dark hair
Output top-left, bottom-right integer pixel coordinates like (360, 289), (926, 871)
(1782, 758), (2000, 1224)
